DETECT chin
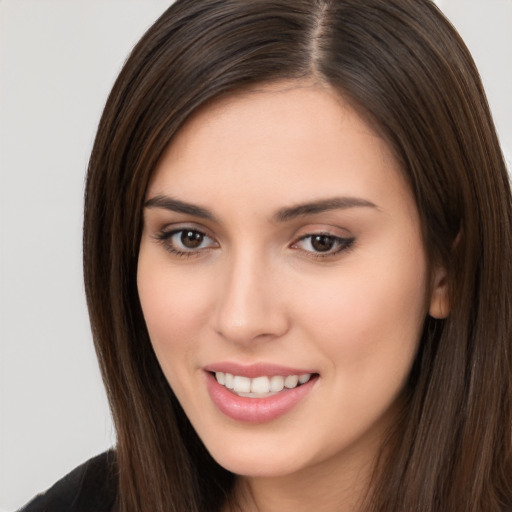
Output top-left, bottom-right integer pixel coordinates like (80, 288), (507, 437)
(215, 454), (305, 478)
(203, 434), (311, 478)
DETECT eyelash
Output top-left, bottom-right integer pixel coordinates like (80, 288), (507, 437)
(154, 228), (355, 260)
(154, 228), (218, 258)
(292, 233), (355, 258)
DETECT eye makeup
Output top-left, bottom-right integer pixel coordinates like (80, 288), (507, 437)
(153, 225), (355, 261)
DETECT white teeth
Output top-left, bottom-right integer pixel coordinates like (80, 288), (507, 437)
(233, 376), (251, 393)
(224, 373), (234, 389)
(284, 375), (299, 388)
(214, 372), (312, 396)
(299, 374), (311, 384)
(270, 375), (284, 392)
(251, 376), (270, 394)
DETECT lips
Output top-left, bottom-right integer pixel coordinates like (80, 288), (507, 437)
(204, 363), (318, 423)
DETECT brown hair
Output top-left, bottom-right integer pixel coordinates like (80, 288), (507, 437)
(83, 1), (512, 510)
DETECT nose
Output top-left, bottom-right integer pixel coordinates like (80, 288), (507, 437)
(212, 249), (290, 344)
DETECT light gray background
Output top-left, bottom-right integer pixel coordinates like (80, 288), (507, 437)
(1, 1), (510, 510)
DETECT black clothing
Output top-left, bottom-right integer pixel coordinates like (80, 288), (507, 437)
(19, 451), (117, 512)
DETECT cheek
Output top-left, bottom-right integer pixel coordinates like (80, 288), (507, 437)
(294, 242), (429, 376)
(291, 253), (429, 447)
(136, 256), (213, 374)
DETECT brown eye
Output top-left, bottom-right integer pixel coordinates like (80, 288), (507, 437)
(181, 230), (204, 249)
(292, 233), (355, 257)
(310, 235), (336, 252)
(155, 228), (218, 256)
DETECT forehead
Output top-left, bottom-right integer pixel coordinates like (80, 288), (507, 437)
(147, 81), (413, 217)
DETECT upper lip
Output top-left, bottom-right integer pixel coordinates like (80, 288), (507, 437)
(203, 362), (317, 378)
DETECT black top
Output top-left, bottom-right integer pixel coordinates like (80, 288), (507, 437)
(18, 451), (117, 512)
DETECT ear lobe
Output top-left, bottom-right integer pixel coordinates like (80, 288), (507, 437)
(429, 266), (450, 319)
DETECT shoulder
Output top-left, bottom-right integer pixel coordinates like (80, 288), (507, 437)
(18, 450), (117, 512)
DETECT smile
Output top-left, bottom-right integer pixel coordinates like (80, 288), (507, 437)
(214, 372), (312, 397)
(205, 366), (318, 423)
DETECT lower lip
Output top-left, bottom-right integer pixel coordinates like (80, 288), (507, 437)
(205, 372), (317, 423)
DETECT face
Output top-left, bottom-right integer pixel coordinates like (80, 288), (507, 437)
(137, 82), (447, 481)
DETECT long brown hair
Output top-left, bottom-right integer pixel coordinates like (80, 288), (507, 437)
(83, 1), (512, 510)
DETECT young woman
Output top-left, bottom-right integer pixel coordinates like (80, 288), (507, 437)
(22, 0), (512, 511)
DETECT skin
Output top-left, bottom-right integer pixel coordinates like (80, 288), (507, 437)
(137, 81), (449, 511)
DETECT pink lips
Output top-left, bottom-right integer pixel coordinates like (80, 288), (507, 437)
(204, 362), (318, 423)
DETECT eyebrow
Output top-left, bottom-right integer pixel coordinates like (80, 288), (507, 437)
(144, 195), (216, 221)
(144, 195), (378, 222)
(273, 197), (378, 222)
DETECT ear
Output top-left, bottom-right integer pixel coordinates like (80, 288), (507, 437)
(429, 266), (450, 319)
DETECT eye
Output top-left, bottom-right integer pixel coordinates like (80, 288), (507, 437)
(292, 233), (354, 257)
(155, 228), (218, 256)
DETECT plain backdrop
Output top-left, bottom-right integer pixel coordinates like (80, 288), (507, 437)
(0, 1), (510, 510)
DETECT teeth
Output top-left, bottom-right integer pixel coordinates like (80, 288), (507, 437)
(224, 372), (234, 389)
(284, 375), (299, 388)
(299, 374), (311, 384)
(251, 376), (270, 394)
(214, 372), (312, 396)
(270, 375), (284, 392)
(233, 376), (251, 393)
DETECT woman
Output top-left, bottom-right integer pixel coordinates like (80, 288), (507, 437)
(22, 0), (512, 511)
